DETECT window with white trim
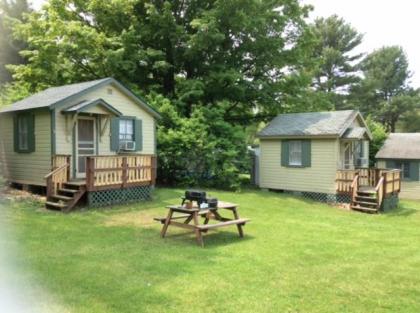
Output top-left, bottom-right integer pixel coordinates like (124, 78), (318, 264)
(289, 140), (302, 166)
(119, 119), (134, 142)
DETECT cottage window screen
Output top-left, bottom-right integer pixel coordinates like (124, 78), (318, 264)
(396, 161), (410, 179)
(18, 115), (29, 150)
(119, 119), (134, 142)
(289, 141), (302, 166)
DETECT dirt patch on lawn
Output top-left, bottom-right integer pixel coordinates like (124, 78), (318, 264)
(0, 184), (45, 204)
(103, 210), (158, 228)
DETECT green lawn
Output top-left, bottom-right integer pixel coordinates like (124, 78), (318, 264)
(2, 188), (420, 313)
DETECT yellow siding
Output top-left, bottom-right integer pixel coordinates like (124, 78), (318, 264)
(0, 111), (51, 186)
(377, 160), (420, 200)
(259, 138), (339, 194)
(55, 84), (156, 158)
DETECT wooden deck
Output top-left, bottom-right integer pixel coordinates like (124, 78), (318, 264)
(45, 154), (157, 212)
(336, 168), (401, 213)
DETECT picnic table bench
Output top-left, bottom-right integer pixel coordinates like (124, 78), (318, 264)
(154, 201), (250, 247)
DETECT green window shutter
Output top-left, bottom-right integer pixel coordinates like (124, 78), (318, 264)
(27, 114), (35, 152)
(110, 117), (120, 151)
(409, 161), (419, 181)
(302, 140), (311, 167)
(385, 160), (395, 169)
(13, 115), (19, 152)
(281, 140), (289, 167)
(134, 119), (143, 151)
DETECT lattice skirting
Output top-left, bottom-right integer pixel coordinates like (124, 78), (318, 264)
(283, 190), (351, 204)
(87, 185), (152, 207)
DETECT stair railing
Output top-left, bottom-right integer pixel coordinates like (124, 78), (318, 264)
(350, 174), (359, 204)
(374, 175), (385, 209)
(45, 163), (70, 199)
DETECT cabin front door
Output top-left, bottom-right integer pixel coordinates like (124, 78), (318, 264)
(76, 117), (96, 178)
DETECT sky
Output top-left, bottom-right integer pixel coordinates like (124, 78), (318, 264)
(30, 0), (420, 87)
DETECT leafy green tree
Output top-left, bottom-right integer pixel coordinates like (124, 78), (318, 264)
(398, 101), (420, 132)
(9, 0), (311, 117)
(308, 15), (363, 109)
(150, 94), (249, 189)
(0, 0), (30, 84)
(350, 46), (414, 131)
(365, 115), (387, 166)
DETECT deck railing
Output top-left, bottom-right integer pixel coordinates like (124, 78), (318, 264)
(86, 155), (156, 191)
(336, 168), (401, 196)
(45, 155), (71, 198)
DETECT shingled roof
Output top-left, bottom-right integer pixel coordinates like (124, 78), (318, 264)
(0, 77), (160, 118)
(258, 110), (370, 138)
(376, 133), (420, 159)
(0, 78), (109, 113)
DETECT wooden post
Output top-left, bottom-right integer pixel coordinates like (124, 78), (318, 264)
(86, 157), (94, 191)
(151, 155), (157, 185)
(382, 173), (387, 199)
(122, 156), (128, 188)
(66, 155), (71, 180)
(46, 176), (53, 199)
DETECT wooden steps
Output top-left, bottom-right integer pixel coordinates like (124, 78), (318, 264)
(45, 182), (86, 213)
(351, 188), (380, 214)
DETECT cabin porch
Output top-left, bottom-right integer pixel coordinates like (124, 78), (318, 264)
(336, 168), (401, 213)
(45, 154), (157, 212)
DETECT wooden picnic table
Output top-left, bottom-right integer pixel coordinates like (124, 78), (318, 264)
(155, 201), (250, 247)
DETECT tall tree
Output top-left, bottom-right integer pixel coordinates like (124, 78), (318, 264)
(8, 0), (312, 120)
(0, 0), (30, 84)
(308, 15), (363, 109)
(350, 46), (415, 131)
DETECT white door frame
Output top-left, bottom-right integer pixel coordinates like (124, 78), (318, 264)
(75, 116), (97, 179)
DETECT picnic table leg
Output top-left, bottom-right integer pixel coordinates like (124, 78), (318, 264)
(192, 211), (204, 247)
(232, 207), (244, 238)
(184, 215), (194, 224)
(161, 208), (173, 238)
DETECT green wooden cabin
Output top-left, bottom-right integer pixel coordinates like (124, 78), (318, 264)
(0, 78), (160, 211)
(376, 133), (420, 200)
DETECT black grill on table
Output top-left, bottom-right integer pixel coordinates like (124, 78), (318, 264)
(181, 190), (207, 207)
(181, 190), (219, 209)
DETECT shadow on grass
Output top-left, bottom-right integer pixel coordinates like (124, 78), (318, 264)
(383, 205), (418, 217)
(160, 228), (255, 249)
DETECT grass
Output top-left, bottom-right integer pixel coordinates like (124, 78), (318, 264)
(2, 188), (420, 313)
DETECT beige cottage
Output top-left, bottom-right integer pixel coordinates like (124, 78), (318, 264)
(257, 110), (372, 196)
(257, 110), (402, 213)
(0, 78), (160, 211)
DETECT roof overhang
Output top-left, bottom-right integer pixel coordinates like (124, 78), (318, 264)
(62, 98), (122, 116)
(339, 111), (373, 140)
(53, 78), (161, 119)
(341, 127), (369, 140)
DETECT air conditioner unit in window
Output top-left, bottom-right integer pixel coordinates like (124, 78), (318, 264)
(120, 141), (136, 151)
